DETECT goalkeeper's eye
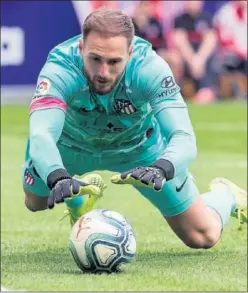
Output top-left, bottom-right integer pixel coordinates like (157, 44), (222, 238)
(108, 60), (120, 66)
(92, 56), (101, 63)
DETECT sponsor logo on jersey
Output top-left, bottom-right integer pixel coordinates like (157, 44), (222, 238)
(114, 99), (136, 115)
(106, 122), (124, 132)
(161, 76), (175, 88)
(157, 87), (178, 98)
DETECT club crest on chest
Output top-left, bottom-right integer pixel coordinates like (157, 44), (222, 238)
(114, 99), (136, 115)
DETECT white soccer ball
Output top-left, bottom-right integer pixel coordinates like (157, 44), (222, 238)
(69, 209), (136, 274)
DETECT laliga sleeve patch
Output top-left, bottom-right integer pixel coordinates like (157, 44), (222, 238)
(34, 79), (51, 97)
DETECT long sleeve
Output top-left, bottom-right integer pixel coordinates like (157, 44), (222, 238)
(132, 47), (197, 178)
(155, 106), (197, 176)
(29, 108), (66, 184)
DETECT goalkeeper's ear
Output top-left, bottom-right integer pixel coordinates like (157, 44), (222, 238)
(79, 38), (84, 55)
(128, 45), (133, 61)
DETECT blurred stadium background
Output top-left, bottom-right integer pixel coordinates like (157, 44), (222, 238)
(1, 1), (247, 291)
(1, 0), (247, 103)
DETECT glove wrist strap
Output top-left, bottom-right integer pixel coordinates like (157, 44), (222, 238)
(152, 159), (175, 181)
(47, 168), (71, 189)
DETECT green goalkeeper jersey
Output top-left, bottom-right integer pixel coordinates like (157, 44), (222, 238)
(30, 34), (183, 153)
(29, 34), (196, 183)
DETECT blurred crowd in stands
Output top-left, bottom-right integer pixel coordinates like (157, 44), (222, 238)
(86, 0), (247, 103)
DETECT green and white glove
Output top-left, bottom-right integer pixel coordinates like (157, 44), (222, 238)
(111, 159), (175, 191)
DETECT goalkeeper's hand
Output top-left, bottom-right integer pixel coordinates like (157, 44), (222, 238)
(47, 169), (100, 209)
(111, 166), (166, 191)
(111, 159), (175, 191)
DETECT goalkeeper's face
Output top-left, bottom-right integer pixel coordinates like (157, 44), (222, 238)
(80, 31), (132, 95)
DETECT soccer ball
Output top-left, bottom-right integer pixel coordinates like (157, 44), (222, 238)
(69, 209), (136, 274)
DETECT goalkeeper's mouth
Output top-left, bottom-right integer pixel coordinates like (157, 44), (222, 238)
(96, 78), (109, 85)
(92, 78), (115, 94)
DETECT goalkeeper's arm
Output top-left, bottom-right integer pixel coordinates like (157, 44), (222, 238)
(153, 105), (197, 181)
(29, 107), (69, 186)
(29, 107), (101, 208)
(111, 105), (197, 189)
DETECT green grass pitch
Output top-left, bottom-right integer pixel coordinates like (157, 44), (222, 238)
(1, 102), (247, 291)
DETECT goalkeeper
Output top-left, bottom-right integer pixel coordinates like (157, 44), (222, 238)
(23, 8), (247, 249)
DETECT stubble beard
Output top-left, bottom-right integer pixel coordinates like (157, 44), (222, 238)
(83, 68), (123, 95)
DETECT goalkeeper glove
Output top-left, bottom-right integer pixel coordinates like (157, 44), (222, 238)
(47, 169), (101, 209)
(111, 159), (174, 191)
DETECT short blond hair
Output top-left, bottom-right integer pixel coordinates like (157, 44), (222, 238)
(83, 8), (135, 47)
